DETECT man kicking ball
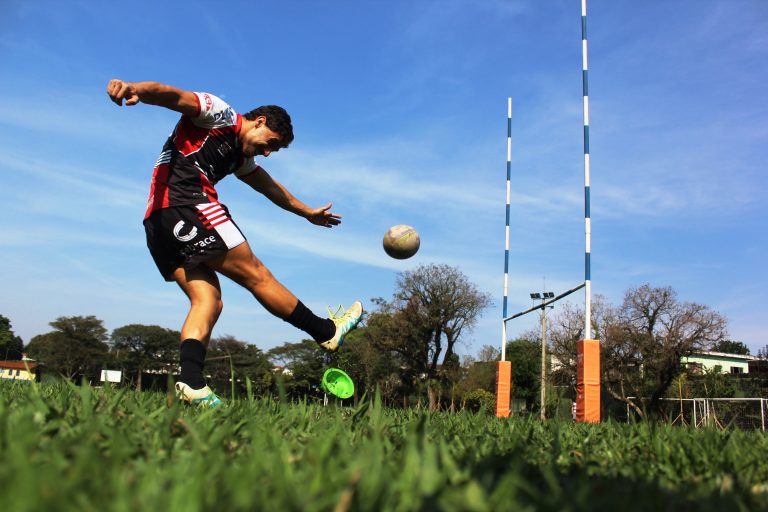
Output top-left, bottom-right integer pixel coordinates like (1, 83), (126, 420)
(107, 79), (362, 407)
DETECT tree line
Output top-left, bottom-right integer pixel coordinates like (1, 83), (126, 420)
(546, 285), (763, 418)
(1, 264), (763, 417)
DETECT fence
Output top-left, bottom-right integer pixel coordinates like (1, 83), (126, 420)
(626, 398), (767, 431)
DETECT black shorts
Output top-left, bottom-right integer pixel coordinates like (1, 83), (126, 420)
(143, 202), (247, 281)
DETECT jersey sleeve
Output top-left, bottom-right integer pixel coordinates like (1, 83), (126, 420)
(234, 157), (259, 178)
(190, 92), (237, 129)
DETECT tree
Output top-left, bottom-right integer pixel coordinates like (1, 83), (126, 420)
(110, 324), (179, 390)
(548, 298), (605, 386)
(268, 339), (333, 399)
(378, 264), (492, 411)
(710, 339), (750, 355)
(359, 297), (430, 406)
(459, 345), (499, 399)
(610, 285), (727, 416)
(333, 326), (403, 406)
(672, 367), (739, 400)
(442, 352), (463, 411)
(0, 315), (24, 360)
(206, 335), (272, 396)
(548, 287), (728, 418)
(458, 345), (504, 412)
(505, 334), (542, 412)
(26, 316), (109, 381)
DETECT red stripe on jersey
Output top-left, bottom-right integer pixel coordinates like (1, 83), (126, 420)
(199, 171), (218, 203)
(173, 117), (210, 156)
(209, 124), (237, 139)
(144, 163), (171, 219)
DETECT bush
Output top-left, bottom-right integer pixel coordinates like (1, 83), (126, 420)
(463, 388), (495, 413)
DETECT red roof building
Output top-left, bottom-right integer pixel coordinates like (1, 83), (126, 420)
(0, 360), (40, 382)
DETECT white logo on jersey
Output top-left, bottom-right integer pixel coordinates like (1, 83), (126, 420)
(212, 107), (235, 125)
(173, 221), (198, 242)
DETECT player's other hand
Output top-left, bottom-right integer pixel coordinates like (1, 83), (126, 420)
(306, 203), (342, 228)
(107, 79), (140, 106)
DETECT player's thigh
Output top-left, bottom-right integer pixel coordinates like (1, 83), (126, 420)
(205, 242), (273, 288)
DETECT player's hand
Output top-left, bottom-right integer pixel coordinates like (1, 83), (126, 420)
(107, 79), (140, 107)
(305, 203), (342, 228)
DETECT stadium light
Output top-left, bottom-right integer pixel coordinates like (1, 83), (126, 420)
(531, 290), (554, 420)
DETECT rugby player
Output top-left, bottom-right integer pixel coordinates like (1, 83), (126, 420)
(107, 79), (362, 407)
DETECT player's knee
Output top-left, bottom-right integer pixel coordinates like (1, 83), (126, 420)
(205, 297), (223, 319)
(190, 295), (222, 317)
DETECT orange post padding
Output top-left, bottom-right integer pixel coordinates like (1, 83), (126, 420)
(576, 339), (600, 423)
(495, 361), (512, 418)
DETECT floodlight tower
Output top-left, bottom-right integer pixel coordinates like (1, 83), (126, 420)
(531, 291), (554, 420)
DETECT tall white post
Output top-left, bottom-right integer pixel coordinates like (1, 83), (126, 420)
(581, 0), (592, 339)
(502, 97), (512, 360)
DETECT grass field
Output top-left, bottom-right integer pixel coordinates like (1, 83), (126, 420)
(1, 381), (766, 511)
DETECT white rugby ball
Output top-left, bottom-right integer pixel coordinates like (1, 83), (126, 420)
(383, 225), (420, 259)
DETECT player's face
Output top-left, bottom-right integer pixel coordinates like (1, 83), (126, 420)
(241, 117), (283, 158)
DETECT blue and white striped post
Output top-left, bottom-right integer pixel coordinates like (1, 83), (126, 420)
(576, 0), (600, 423)
(581, 0), (592, 339)
(496, 97), (514, 418)
(502, 97), (512, 361)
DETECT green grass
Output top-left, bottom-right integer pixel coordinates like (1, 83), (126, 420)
(0, 381), (766, 511)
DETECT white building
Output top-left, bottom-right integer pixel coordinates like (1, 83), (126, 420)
(681, 351), (755, 375)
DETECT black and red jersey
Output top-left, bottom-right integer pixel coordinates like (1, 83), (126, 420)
(144, 92), (257, 219)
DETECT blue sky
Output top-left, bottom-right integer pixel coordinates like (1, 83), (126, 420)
(1, 0), (766, 357)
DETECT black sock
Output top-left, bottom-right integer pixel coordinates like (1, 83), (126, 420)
(285, 301), (335, 342)
(179, 339), (206, 390)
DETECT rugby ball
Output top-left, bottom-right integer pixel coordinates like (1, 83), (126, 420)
(383, 225), (420, 259)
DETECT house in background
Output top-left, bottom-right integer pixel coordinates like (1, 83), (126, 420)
(0, 359), (40, 382)
(682, 351), (756, 375)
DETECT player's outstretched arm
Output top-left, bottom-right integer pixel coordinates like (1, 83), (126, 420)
(106, 79), (199, 117)
(238, 166), (342, 228)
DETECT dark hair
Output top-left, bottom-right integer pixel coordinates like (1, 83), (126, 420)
(243, 105), (294, 147)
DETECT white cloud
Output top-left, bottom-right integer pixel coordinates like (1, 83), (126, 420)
(0, 151), (146, 207)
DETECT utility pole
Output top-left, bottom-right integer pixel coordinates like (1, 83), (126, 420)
(530, 291), (554, 420)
